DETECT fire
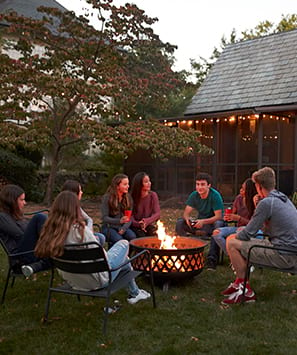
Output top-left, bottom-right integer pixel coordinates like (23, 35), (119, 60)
(154, 221), (185, 272)
(157, 221), (177, 249)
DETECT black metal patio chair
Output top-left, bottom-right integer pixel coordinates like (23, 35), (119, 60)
(0, 238), (36, 304)
(0, 208), (49, 304)
(43, 241), (156, 335)
(242, 243), (297, 303)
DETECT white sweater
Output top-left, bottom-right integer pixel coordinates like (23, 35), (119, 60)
(58, 224), (109, 291)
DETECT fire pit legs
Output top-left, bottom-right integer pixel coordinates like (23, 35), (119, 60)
(162, 281), (170, 292)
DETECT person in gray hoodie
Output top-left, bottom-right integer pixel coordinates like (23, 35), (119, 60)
(221, 166), (297, 305)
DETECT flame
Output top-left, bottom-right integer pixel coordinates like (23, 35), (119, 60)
(154, 221), (185, 271)
(157, 221), (177, 249)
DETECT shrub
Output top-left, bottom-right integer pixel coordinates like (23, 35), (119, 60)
(0, 148), (42, 201)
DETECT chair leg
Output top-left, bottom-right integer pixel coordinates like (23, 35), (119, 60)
(43, 290), (52, 322)
(103, 289), (112, 335)
(1, 270), (11, 305)
(11, 275), (16, 288)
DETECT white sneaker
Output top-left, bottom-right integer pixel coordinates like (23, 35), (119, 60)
(21, 265), (34, 278)
(127, 289), (151, 304)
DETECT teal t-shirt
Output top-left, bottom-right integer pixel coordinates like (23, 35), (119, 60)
(185, 187), (224, 219)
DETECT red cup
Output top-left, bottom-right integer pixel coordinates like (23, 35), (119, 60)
(124, 210), (132, 221)
(225, 208), (232, 215)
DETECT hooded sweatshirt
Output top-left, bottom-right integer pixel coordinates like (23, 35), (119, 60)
(237, 190), (297, 248)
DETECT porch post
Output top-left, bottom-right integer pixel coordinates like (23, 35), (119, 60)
(257, 114), (263, 168)
(294, 115), (297, 192)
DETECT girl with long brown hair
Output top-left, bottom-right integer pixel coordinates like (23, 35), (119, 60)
(101, 174), (136, 245)
(130, 172), (160, 237)
(35, 191), (150, 304)
(0, 184), (49, 276)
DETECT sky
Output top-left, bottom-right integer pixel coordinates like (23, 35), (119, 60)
(57, 0), (297, 72)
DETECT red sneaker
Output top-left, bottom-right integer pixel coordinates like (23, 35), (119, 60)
(221, 282), (242, 296)
(221, 286), (256, 305)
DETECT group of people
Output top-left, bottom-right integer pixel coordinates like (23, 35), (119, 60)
(0, 171), (161, 305)
(1, 166), (297, 306)
(175, 167), (297, 304)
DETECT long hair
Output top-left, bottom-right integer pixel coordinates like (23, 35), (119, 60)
(131, 172), (148, 214)
(62, 180), (81, 196)
(244, 178), (257, 218)
(106, 173), (131, 215)
(35, 191), (85, 258)
(0, 184), (25, 220)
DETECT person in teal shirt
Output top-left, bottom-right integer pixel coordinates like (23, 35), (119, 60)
(175, 172), (224, 270)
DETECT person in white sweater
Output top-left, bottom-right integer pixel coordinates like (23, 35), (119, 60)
(35, 191), (150, 304)
(62, 179), (105, 246)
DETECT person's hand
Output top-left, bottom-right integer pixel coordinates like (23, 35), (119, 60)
(120, 216), (129, 224)
(193, 219), (204, 228)
(139, 220), (147, 231)
(224, 213), (239, 222)
(253, 194), (261, 206)
(118, 229), (124, 235)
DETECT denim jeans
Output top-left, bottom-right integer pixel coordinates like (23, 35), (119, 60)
(206, 220), (225, 264)
(212, 226), (264, 256)
(94, 232), (106, 246)
(16, 213), (51, 271)
(107, 239), (139, 297)
(17, 213), (47, 263)
(212, 226), (238, 255)
(102, 226), (136, 246)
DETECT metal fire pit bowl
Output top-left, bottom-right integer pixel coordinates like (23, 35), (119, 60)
(129, 236), (207, 284)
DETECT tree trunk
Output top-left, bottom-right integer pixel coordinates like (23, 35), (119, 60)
(43, 143), (61, 205)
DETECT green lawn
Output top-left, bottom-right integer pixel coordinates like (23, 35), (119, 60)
(1, 207), (297, 354)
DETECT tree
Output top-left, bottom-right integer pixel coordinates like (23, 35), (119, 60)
(0, 0), (210, 204)
(190, 14), (297, 85)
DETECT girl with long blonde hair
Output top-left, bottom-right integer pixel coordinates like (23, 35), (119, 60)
(35, 191), (150, 304)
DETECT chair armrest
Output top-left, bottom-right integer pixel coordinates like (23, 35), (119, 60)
(9, 249), (35, 259)
(246, 244), (297, 269)
(24, 208), (49, 216)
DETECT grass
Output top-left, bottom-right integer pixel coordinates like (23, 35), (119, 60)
(1, 205), (297, 354)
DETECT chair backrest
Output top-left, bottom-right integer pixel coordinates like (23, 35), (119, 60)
(52, 242), (110, 274)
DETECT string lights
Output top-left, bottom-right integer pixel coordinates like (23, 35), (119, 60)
(162, 114), (291, 141)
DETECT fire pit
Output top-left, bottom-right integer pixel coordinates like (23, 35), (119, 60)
(129, 221), (207, 289)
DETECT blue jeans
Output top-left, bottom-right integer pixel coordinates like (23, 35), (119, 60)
(213, 226), (264, 256)
(206, 220), (225, 264)
(17, 213), (47, 262)
(212, 226), (238, 255)
(175, 218), (218, 237)
(17, 213), (51, 271)
(102, 226), (136, 246)
(94, 232), (106, 246)
(175, 218), (224, 265)
(107, 240), (139, 297)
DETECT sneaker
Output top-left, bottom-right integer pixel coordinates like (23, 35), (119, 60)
(127, 289), (151, 305)
(21, 265), (34, 278)
(221, 285), (256, 305)
(221, 282), (242, 296)
(206, 259), (217, 271)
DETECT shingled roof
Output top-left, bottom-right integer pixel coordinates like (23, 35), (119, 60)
(185, 29), (297, 117)
(0, 0), (67, 25)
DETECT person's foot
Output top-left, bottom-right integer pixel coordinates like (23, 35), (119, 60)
(221, 282), (242, 296)
(127, 289), (151, 304)
(21, 265), (34, 278)
(221, 286), (256, 305)
(206, 259), (217, 271)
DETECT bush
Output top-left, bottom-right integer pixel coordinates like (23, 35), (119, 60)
(0, 148), (42, 201)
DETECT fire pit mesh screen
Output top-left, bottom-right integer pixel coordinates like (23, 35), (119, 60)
(129, 236), (206, 280)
